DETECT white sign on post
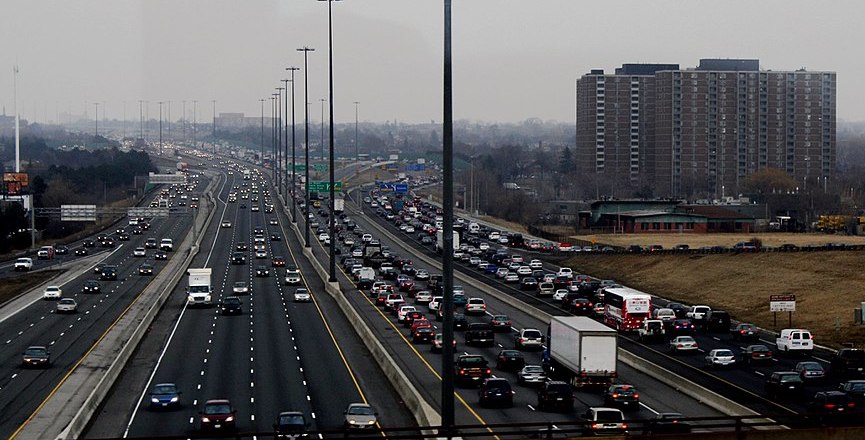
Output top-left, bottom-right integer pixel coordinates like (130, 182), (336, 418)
(769, 294), (796, 312)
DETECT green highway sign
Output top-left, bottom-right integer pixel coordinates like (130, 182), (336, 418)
(293, 164), (306, 171)
(308, 181), (343, 192)
(313, 164), (328, 172)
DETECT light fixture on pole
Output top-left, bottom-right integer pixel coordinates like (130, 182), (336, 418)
(297, 46), (315, 248)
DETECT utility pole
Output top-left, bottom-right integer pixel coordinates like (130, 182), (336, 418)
(354, 101), (360, 161)
(297, 46), (315, 248)
(441, 0), (455, 432)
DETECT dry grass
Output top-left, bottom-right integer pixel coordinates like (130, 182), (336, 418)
(0, 271), (59, 306)
(575, 232), (865, 249)
(566, 252), (865, 348)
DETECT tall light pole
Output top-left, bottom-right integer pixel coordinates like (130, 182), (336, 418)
(276, 87), (284, 195)
(158, 101), (163, 156)
(282, 79), (290, 199)
(138, 100), (144, 140)
(192, 100), (197, 147)
(93, 102), (99, 141)
(122, 100), (126, 140)
(167, 101), (171, 142)
(319, 98), (326, 161)
(182, 100), (187, 143)
(271, 95), (277, 180)
(441, 0), (456, 432)
(321, 0), (341, 282)
(260, 98), (265, 162)
(287, 67), (300, 223)
(297, 46), (315, 248)
(13, 65), (19, 172)
(353, 101), (360, 161)
(211, 99), (216, 138)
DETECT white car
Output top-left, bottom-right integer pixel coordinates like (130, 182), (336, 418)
(654, 308), (676, 322)
(478, 242), (490, 251)
(516, 266), (533, 276)
(293, 288), (311, 302)
(704, 349), (737, 368)
(285, 268), (302, 285)
(405, 226), (415, 233)
(686, 305), (712, 321)
(498, 236), (509, 245)
(221, 220), (232, 228)
(556, 267), (574, 279)
(361, 234), (373, 243)
(43, 286), (62, 300)
(516, 328), (544, 350)
(553, 289), (569, 302)
(468, 257), (481, 266)
(529, 259), (543, 269)
(255, 249), (267, 259)
(56, 298), (78, 313)
(464, 297), (486, 314)
(669, 336), (699, 353)
(414, 291), (433, 304)
(495, 268), (509, 278)
(397, 305), (417, 322)
(504, 273), (520, 283)
(232, 281), (249, 294)
(428, 296), (443, 312)
(133, 247), (146, 257)
(488, 232), (500, 241)
(14, 257), (33, 271)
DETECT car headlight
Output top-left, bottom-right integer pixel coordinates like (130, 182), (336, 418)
(201, 417), (210, 423)
(225, 416), (234, 422)
(348, 420), (356, 425)
(151, 398), (160, 403)
(368, 420), (375, 425)
(170, 397), (179, 402)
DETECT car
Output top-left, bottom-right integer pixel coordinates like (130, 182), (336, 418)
(520, 277), (539, 291)
(133, 247), (147, 257)
(231, 252), (246, 264)
(220, 220), (232, 228)
(653, 307), (676, 322)
(728, 323), (760, 341)
(465, 297), (486, 315)
(273, 411), (309, 438)
(669, 319), (696, 335)
(704, 349), (737, 368)
(154, 251), (168, 260)
(414, 269), (430, 281)
(43, 285), (62, 300)
(22, 346), (51, 368)
(741, 344), (774, 364)
(796, 361), (826, 381)
(235, 243), (248, 251)
(537, 381), (574, 412)
(220, 296), (243, 315)
(270, 233), (281, 241)
(255, 249), (267, 259)
(666, 302), (688, 318)
(765, 371), (804, 399)
(403, 310), (425, 327)
(284, 267), (302, 285)
(808, 391), (856, 424)
(517, 365), (547, 385)
(453, 313), (469, 331)
(686, 304), (712, 322)
(397, 305), (417, 323)
(489, 315), (512, 332)
(199, 399), (237, 431)
(427, 296), (443, 313)
(515, 328), (544, 350)
(149, 383), (181, 409)
(294, 288), (311, 302)
(269, 218), (278, 225)
(478, 378), (514, 407)
(646, 412), (692, 434)
(668, 336), (699, 353)
(14, 257), (33, 271)
(74, 248), (88, 256)
(343, 403), (377, 430)
(139, 263), (154, 275)
(255, 266), (270, 277)
(839, 380), (865, 406)
(82, 280), (101, 293)
(452, 291), (468, 307)
(569, 297), (594, 315)
(529, 259), (543, 269)
(604, 384), (640, 410)
(145, 238), (158, 249)
(56, 298), (78, 314)
(582, 407), (627, 435)
(431, 333), (457, 353)
(776, 328), (814, 355)
(414, 291), (433, 304)
(232, 281), (249, 295)
(504, 273), (520, 283)
(495, 349), (525, 371)
(412, 326), (435, 343)
(705, 310), (732, 332)
(82, 239), (95, 248)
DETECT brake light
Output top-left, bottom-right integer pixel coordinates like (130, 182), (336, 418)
(633, 394), (639, 399)
(459, 369), (465, 375)
(485, 369), (491, 374)
(611, 393), (619, 398)
(824, 404), (836, 409)
(622, 424), (628, 429)
(740, 330), (746, 334)
(591, 424), (600, 429)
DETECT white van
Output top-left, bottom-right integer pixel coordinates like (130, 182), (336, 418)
(776, 328), (813, 354)
(159, 238), (174, 252)
(467, 222), (480, 234)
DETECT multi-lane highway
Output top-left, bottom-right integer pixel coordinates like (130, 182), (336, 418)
(85, 162), (416, 438)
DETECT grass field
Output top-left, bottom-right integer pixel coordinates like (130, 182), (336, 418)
(0, 271), (60, 306)
(565, 249), (865, 349)
(574, 232), (865, 249)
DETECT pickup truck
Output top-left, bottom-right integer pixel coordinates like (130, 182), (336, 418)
(14, 258), (33, 271)
(454, 354), (491, 387)
(465, 322), (495, 347)
(830, 348), (865, 379)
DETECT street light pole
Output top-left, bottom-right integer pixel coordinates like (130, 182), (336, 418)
(353, 101), (360, 161)
(182, 100), (187, 143)
(192, 100), (197, 147)
(276, 87), (284, 195)
(282, 78), (290, 200)
(287, 67), (300, 223)
(297, 46), (315, 248)
(319, 98), (326, 161)
(323, 0), (340, 282)
(441, 0), (456, 432)
(138, 100), (144, 140)
(158, 101), (163, 156)
(271, 95), (277, 181)
(93, 102), (99, 141)
(260, 98), (265, 162)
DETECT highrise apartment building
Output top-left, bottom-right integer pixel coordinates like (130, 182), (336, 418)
(576, 59), (836, 198)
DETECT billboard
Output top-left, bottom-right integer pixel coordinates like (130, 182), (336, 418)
(3, 173), (29, 196)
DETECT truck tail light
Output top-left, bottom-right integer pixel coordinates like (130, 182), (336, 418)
(485, 369), (491, 374)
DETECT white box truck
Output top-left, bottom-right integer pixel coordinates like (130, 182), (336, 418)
(186, 268), (213, 307)
(435, 229), (460, 254)
(543, 316), (617, 388)
(334, 197), (345, 214)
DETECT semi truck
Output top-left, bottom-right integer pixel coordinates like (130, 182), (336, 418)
(186, 268), (213, 307)
(543, 316), (618, 388)
(435, 230), (460, 254)
(334, 197), (345, 214)
(176, 161), (189, 172)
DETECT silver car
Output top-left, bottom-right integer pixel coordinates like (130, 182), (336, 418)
(56, 298), (78, 313)
(517, 365), (547, 385)
(344, 403), (377, 430)
(232, 281), (249, 295)
(705, 349), (736, 367)
(293, 288), (311, 302)
(669, 336), (699, 353)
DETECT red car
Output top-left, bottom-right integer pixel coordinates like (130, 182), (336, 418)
(490, 315), (512, 333)
(403, 311), (425, 327)
(200, 399), (237, 431)
(410, 318), (432, 334)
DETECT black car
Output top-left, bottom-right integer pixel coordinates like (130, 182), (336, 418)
(765, 371), (804, 399)
(666, 302), (689, 318)
(453, 314), (469, 331)
(741, 344), (773, 364)
(220, 297), (243, 315)
(139, 264), (154, 276)
(495, 350), (526, 371)
(235, 243), (248, 251)
(154, 251), (168, 260)
(839, 380), (865, 406)
(478, 378), (514, 408)
(118, 233), (130, 241)
(255, 266), (270, 277)
(270, 234), (281, 241)
(646, 412), (692, 434)
(808, 391), (856, 424)
(520, 277), (538, 291)
(273, 411), (309, 438)
(22, 346), (51, 368)
(569, 297), (594, 315)
(231, 252), (246, 265)
(82, 280), (101, 293)
(74, 248), (88, 256)
(412, 326), (435, 343)
(54, 245), (69, 255)
(82, 239), (95, 248)
(669, 319), (696, 335)
(603, 384), (640, 410)
(705, 310), (731, 332)
(537, 381), (574, 412)
(732, 323), (760, 341)
(100, 265), (118, 281)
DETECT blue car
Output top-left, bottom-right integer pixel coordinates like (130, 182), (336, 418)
(484, 264), (498, 275)
(149, 383), (181, 409)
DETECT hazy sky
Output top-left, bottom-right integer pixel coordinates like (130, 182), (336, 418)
(1, 0), (863, 125)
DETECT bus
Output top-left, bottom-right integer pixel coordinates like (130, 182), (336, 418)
(603, 287), (652, 331)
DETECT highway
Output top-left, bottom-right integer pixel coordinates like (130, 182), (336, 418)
(362, 186), (853, 421)
(293, 185), (728, 437)
(86, 162), (416, 438)
(0, 179), (200, 439)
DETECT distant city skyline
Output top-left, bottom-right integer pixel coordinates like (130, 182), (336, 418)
(1, 1), (863, 125)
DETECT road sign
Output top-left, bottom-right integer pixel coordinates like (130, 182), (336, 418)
(61, 205), (96, 222)
(312, 164), (328, 172)
(379, 183), (394, 192)
(293, 164), (306, 172)
(148, 172), (186, 184)
(395, 183), (409, 194)
(308, 181), (343, 192)
(769, 294), (796, 312)
(128, 207), (170, 218)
